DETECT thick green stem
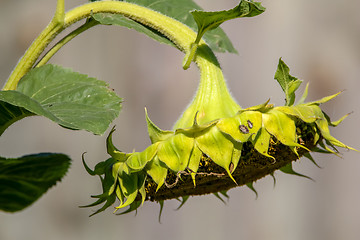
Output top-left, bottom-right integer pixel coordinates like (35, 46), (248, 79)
(3, 1), (240, 124)
(3, 0), (65, 90)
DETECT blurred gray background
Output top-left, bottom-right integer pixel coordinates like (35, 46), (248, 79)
(1, 0), (360, 239)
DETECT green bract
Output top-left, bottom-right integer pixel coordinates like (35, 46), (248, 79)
(83, 82), (355, 215)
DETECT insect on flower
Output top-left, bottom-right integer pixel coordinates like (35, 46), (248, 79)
(239, 124), (250, 134)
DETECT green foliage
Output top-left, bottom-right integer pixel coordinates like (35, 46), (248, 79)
(0, 153), (71, 212)
(0, 64), (122, 135)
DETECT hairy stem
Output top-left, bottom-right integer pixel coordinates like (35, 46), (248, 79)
(3, 1), (240, 122)
(3, 0), (65, 90)
(35, 19), (99, 68)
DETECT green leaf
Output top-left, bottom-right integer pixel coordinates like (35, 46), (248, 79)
(183, 0), (265, 69)
(274, 58), (302, 106)
(0, 100), (34, 136)
(0, 153), (71, 212)
(191, 0), (265, 43)
(91, 0), (236, 53)
(0, 64), (122, 135)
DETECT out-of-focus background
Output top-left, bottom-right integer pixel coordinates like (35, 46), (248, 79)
(1, 0), (360, 239)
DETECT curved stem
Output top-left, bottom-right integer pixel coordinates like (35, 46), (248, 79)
(3, 0), (65, 90)
(35, 19), (99, 68)
(3, 1), (240, 125)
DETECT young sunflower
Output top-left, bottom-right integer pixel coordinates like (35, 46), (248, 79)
(81, 1), (356, 216)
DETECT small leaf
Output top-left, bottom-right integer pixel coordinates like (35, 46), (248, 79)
(191, 0), (265, 42)
(183, 0), (265, 67)
(0, 153), (71, 212)
(274, 58), (302, 106)
(1, 65), (122, 135)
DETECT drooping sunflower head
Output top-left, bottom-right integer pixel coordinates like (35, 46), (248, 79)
(82, 58), (356, 216)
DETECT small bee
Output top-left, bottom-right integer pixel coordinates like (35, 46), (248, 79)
(239, 124), (249, 134)
(247, 120), (253, 129)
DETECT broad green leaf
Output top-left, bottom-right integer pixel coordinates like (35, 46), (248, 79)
(0, 64), (122, 135)
(274, 58), (302, 106)
(0, 100), (34, 136)
(0, 153), (71, 212)
(91, 0), (236, 53)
